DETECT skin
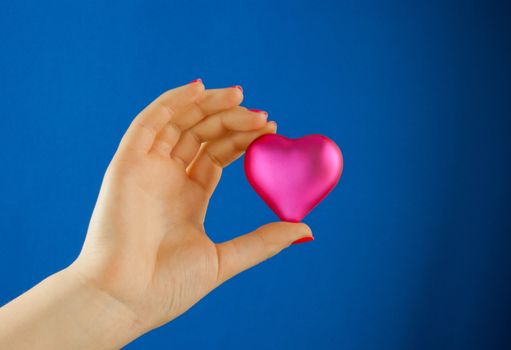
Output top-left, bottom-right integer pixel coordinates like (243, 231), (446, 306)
(0, 81), (313, 349)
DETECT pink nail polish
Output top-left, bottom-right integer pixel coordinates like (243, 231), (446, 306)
(248, 108), (267, 115)
(231, 85), (243, 92)
(292, 236), (314, 245)
(189, 78), (202, 84)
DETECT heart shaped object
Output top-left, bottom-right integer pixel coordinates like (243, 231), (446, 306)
(244, 134), (343, 222)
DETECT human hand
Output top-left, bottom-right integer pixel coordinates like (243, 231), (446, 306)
(67, 80), (313, 343)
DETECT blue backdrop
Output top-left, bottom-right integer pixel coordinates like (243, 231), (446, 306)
(1, 1), (510, 349)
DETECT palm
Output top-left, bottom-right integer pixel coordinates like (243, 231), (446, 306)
(106, 154), (218, 325)
(72, 81), (311, 333)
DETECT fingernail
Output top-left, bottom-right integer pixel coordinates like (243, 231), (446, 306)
(292, 236), (314, 245)
(189, 78), (202, 84)
(248, 109), (268, 121)
(231, 85), (243, 92)
(248, 108), (268, 114)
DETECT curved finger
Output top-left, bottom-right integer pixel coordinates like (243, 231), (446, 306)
(171, 107), (268, 165)
(149, 86), (244, 158)
(170, 86), (243, 131)
(118, 80), (204, 154)
(188, 121), (277, 194)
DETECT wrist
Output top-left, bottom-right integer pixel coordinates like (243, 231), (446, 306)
(0, 266), (143, 350)
(57, 266), (144, 349)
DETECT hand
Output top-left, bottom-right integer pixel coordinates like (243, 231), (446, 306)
(0, 81), (313, 349)
(69, 81), (313, 342)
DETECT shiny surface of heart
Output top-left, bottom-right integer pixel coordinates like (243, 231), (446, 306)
(244, 134), (343, 222)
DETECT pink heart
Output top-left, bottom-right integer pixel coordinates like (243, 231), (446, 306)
(244, 134), (343, 222)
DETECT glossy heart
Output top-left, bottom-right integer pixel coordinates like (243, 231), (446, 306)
(244, 134), (343, 222)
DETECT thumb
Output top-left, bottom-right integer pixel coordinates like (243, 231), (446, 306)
(215, 222), (313, 285)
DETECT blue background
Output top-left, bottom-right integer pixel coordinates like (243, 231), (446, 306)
(1, 0), (510, 349)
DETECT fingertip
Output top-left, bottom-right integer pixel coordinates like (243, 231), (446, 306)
(247, 108), (267, 123)
(268, 120), (277, 133)
(230, 85), (243, 93)
(295, 222), (312, 236)
(281, 222), (313, 245)
(219, 89), (242, 108)
(221, 85), (243, 104)
(260, 221), (313, 247)
(263, 221), (311, 235)
(189, 79), (205, 94)
(256, 121), (277, 135)
(252, 114), (269, 129)
(189, 78), (202, 84)
(232, 85), (244, 103)
(232, 86), (244, 104)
